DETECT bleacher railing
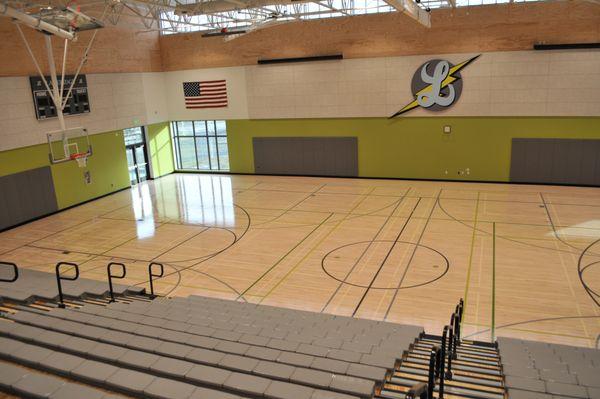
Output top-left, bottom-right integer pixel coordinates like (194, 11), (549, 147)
(407, 298), (463, 399)
(148, 262), (164, 299)
(0, 261), (18, 283)
(107, 262), (126, 303)
(406, 346), (444, 399)
(55, 262), (79, 308)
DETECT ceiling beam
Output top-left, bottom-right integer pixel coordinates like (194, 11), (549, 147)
(382, 0), (431, 27)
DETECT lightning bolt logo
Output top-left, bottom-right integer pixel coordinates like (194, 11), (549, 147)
(389, 54), (480, 118)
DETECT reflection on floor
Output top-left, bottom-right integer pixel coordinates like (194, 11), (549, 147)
(0, 173), (599, 347)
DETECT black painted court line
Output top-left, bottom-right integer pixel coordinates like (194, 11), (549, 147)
(351, 196), (422, 317)
(3, 176), (258, 275)
(464, 315), (600, 342)
(182, 170), (600, 189)
(577, 238), (600, 308)
(0, 184), (167, 258)
(158, 203), (252, 288)
(384, 190), (443, 320)
(252, 192), (414, 231)
(236, 186), (600, 207)
(235, 212), (335, 301)
(199, 204), (600, 232)
(319, 188), (413, 313)
(251, 183), (328, 227)
(436, 196), (597, 258)
(539, 192), (598, 254)
(255, 187), (388, 304)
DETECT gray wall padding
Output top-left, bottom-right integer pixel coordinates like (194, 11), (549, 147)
(510, 138), (600, 186)
(0, 166), (58, 230)
(253, 137), (358, 177)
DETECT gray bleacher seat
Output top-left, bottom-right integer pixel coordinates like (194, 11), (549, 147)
(498, 337), (600, 399)
(0, 293), (427, 398)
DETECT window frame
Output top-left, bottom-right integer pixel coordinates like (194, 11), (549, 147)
(171, 120), (229, 171)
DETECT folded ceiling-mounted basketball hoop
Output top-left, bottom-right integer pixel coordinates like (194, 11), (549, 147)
(2, 3), (103, 167)
(1, 4), (104, 40)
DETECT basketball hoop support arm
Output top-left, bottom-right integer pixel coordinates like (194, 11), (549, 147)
(13, 4), (106, 160)
(44, 34), (67, 133)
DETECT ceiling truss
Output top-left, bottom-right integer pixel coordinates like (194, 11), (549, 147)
(2, 0), (561, 37)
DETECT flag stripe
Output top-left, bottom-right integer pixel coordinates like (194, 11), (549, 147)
(186, 105), (228, 109)
(193, 89), (226, 93)
(186, 100), (229, 105)
(186, 96), (228, 101)
(199, 83), (226, 88)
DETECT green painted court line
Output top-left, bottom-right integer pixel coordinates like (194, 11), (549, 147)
(492, 222), (496, 342)
(463, 191), (481, 328)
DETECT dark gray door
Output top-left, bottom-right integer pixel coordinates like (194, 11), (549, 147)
(0, 166), (58, 230)
(253, 137), (358, 177)
(510, 138), (600, 186)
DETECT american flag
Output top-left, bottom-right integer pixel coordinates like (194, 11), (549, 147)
(183, 80), (228, 109)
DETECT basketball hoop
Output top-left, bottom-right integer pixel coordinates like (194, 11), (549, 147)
(70, 152), (88, 168)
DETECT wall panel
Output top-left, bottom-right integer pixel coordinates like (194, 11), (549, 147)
(0, 167), (58, 230)
(510, 139), (600, 186)
(253, 137), (358, 177)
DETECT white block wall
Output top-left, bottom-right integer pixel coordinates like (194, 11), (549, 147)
(1, 49), (599, 153)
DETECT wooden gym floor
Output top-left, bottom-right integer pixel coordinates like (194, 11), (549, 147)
(0, 173), (599, 348)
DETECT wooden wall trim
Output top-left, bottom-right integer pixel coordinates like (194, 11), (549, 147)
(159, 1), (600, 71)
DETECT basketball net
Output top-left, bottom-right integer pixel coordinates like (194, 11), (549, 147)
(70, 153), (88, 168)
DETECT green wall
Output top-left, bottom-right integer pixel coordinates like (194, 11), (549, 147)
(52, 131), (130, 209)
(227, 117), (600, 182)
(0, 130), (130, 210)
(147, 122), (175, 178)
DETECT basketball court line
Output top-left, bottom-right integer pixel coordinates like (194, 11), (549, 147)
(462, 191), (481, 327)
(352, 197), (422, 316)
(235, 212), (334, 300)
(2, 174), (599, 345)
(257, 186), (379, 303)
(321, 189), (412, 312)
(384, 190), (442, 320)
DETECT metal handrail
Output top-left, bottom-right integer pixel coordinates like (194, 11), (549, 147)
(407, 346), (442, 399)
(453, 311), (461, 343)
(427, 346), (441, 399)
(148, 262), (164, 299)
(446, 324), (455, 379)
(107, 262), (126, 303)
(0, 261), (18, 283)
(55, 262), (79, 308)
(440, 325), (450, 394)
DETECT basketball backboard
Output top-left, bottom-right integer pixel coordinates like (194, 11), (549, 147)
(47, 127), (92, 166)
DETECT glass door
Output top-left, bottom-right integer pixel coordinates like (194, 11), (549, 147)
(123, 127), (149, 185)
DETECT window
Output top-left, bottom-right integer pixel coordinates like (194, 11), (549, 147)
(171, 120), (230, 171)
(124, 126), (144, 146)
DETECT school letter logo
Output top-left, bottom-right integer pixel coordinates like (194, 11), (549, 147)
(390, 55), (480, 118)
